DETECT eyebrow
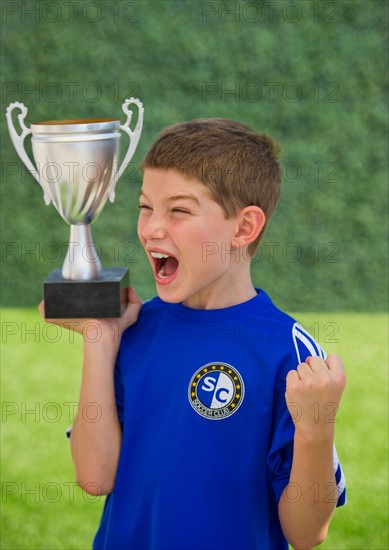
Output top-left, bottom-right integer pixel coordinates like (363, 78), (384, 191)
(168, 194), (200, 205)
(139, 191), (200, 206)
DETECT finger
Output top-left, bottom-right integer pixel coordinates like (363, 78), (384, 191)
(286, 369), (299, 386)
(38, 301), (64, 324)
(306, 355), (327, 372)
(38, 300), (46, 318)
(326, 354), (347, 390)
(325, 353), (345, 372)
(120, 288), (142, 325)
(296, 361), (313, 378)
(128, 287), (142, 306)
(37, 302), (60, 324)
(285, 370), (299, 401)
(126, 289), (142, 314)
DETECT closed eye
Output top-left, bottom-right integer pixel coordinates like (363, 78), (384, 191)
(172, 208), (191, 214)
(138, 204), (191, 214)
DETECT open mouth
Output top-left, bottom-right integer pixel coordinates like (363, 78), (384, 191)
(150, 251), (179, 283)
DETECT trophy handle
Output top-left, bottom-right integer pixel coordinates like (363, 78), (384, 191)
(5, 102), (51, 206)
(109, 97), (144, 202)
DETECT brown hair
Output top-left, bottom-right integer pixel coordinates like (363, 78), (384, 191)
(140, 118), (281, 255)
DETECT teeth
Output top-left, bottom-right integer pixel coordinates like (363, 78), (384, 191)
(151, 252), (170, 259)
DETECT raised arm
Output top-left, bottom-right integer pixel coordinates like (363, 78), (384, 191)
(39, 288), (142, 496)
(278, 354), (346, 550)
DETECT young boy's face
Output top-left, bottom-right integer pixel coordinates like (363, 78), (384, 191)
(138, 168), (246, 308)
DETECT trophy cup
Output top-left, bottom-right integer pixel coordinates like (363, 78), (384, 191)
(6, 98), (144, 318)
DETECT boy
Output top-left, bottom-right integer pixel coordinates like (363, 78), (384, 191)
(41, 118), (346, 550)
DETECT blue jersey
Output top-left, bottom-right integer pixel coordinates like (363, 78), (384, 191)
(93, 289), (346, 550)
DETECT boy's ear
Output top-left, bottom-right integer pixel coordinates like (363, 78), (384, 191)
(232, 206), (266, 248)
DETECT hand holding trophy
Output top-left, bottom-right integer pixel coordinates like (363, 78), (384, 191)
(6, 98), (144, 318)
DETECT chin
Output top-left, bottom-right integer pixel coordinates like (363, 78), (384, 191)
(155, 287), (183, 304)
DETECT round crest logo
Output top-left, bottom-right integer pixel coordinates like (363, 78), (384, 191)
(188, 362), (245, 420)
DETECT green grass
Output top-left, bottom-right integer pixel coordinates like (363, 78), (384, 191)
(295, 313), (389, 550)
(1, 308), (103, 549)
(1, 309), (388, 549)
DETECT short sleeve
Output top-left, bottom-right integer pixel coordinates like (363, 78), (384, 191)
(267, 323), (347, 507)
(266, 357), (295, 504)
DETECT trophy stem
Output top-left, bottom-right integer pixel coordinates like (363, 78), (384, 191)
(62, 224), (102, 281)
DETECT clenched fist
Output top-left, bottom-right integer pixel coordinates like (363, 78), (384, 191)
(285, 354), (346, 442)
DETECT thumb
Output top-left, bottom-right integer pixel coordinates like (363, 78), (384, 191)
(120, 287), (143, 328)
(127, 287), (143, 314)
(128, 287), (142, 306)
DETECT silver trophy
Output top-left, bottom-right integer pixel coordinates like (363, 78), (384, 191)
(6, 98), (144, 318)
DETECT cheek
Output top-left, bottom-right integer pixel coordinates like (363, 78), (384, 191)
(198, 220), (233, 248)
(137, 217), (145, 242)
(182, 226), (230, 269)
(184, 225), (217, 251)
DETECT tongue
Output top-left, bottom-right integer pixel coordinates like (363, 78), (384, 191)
(162, 256), (179, 276)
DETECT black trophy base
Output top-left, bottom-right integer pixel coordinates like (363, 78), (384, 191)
(43, 267), (129, 318)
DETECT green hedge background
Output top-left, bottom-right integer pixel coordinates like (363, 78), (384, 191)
(1, 0), (388, 310)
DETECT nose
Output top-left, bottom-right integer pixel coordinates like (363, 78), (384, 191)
(138, 211), (167, 241)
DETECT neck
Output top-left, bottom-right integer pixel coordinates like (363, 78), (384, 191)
(183, 269), (256, 310)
